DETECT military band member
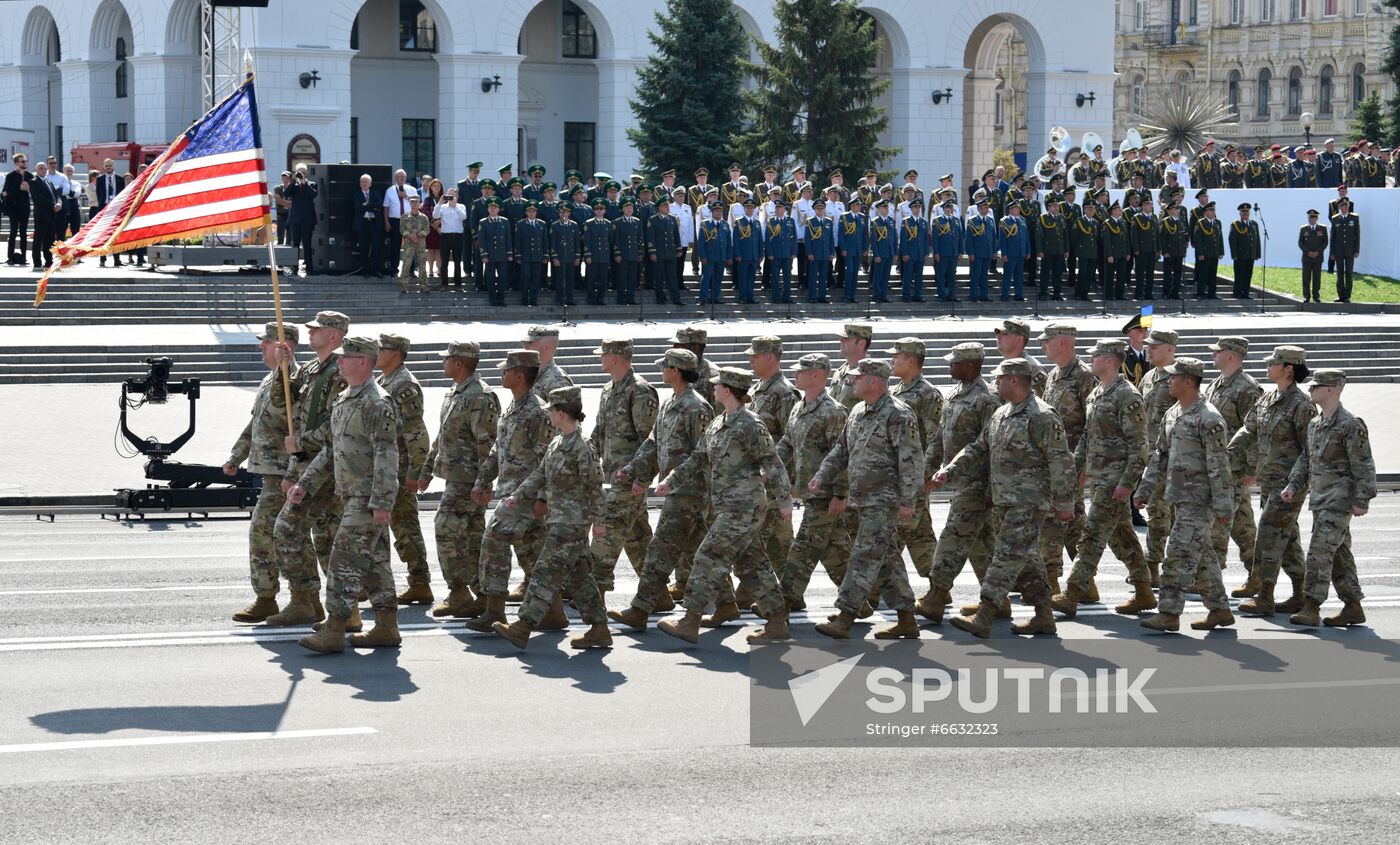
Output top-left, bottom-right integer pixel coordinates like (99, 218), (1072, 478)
(1129, 196), (1159, 299)
(1191, 201), (1224, 299)
(1070, 201), (1100, 301)
(837, 197), (868, 303)
(897, 198), (930, 302)
(805, 198), (836, 303)
(732, 197), (764, 304)
(697, 201), (733, 305)
(1299, 208), (1328, 303)
(765, 199), (798, 304)
(965, 197), (997, 302)
(1159, 203), (1189, 299)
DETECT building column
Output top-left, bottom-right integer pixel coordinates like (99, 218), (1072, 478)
(56, 60), (119, 153)
(961, 73), (998, 188)
(248, 47), (354, 171)
(1024, 71), (1115, 163)
(890, 67), (967, 188)
(437, 52), (522, 179)
(0, 65), (49, 158)
(594, 58), (643, 178)
(127, 54), (200, 143)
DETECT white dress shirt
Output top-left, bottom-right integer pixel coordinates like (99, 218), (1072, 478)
(433, 202), (467, 234)
(673, 202), (694, 247)
(384, 182), (412, 219)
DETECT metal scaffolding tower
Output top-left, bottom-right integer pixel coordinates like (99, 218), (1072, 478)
(201, 1), (243, 109)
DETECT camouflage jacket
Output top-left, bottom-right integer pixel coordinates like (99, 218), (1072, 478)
(531, 361), (575, 404)
(1227, 384), (1316, 489)
(751, 372), (800, 444)
(515, 429), (604, 526)
(1076, 376), (1147, 490)
(1136, 398), (1233, 517)
(419, 374), (501, 486)
(830, 360), (862, 409)
(945, 395), (1075, 512)
(1042, 357), (1097, 452)
(400, 210), (430, 243)
(1139, 365), (1175, 454)
(890, 377), (944, 473)
(297, 380), (400, 511)
(1288, 405), (1376, 513)
(1202, 368), (1263, 436)
(480, 391), (552, 498)
(624, 386), (713, 498)
(230, 368), (294, 476)
(286, 354), (347, 475)
(694, 358), (718, 406)
(925, 377), (1000, 493)
(667, 407), (792, 513)
(376, 365), (430, 481)
(814, 393), (921, 509)
(777, 391), (848, 501)
(590, 369), (659, 476)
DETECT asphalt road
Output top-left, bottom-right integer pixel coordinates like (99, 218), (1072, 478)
(3, 498), (1400, 843)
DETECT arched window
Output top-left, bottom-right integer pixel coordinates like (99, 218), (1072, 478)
(114, 37), (128, 99)
(1227, 70), (1242, 117)
(1131, 74), (1145, 115)
(1352, 63), (1366, 110)
(561, 0), (597, 59)
(1175, 70), (1192, 101)
(1287, 66), (1303, 115)
(1257, 68), (1272, 117)
(1319, 65), (1334, 114)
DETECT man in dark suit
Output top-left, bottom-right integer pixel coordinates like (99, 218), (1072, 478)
(94, 159), (125, 266)
(1330, 199), (1360, 303)
(284, 168), (319, 276)
(2, 153), (33, 265)
(1298, 208), (1328, 303)
(28, 161), (61, 270)
(352, 173), (382, 277)
(456, 161), (483, 288)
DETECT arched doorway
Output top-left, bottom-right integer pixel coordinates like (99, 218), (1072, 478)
(21, 7), (62, 162)
(963, 16), (1041, 187)
(349, 0), (443, 180)
(517, 0), (607, 177)
(90, 0), (136, 144)
(154, 0), (202, 141)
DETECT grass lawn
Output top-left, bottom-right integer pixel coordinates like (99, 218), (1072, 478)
(1213, 265), (1400, 302)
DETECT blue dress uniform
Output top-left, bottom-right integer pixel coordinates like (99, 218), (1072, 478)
(997, 211), (1031, 300)
(696, 206), (733, 304)
(514, 207), (548, 306)
(548, 210), (581, 306)
(897, 204), (930, 302)
(581, 202), (614, 305)
(468, 184), (497, 289)
(647, 201), (684, 306)
(867, 201), (897, 302)
(764, 204), (798, 303)
(731, 204), (764, 304)
(963, 204), (998, 301)
(612, 201), (645, 306)
(930, 202), (963, 301)
(836, 205), (868, 302)
(477, 202), (513, 306)
(804, 204), (836, 302)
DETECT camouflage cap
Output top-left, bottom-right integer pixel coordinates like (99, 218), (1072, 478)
(526, 325), (560, 340)
(305, 310), (350, 333)
(256, 322), (299, 343)
(1035, 322), (1078, 341)
(855, 358), (892, 378)
(594, 337), (634, 356)
(745, 335), (783, 355)
(1309, 368), (1347, 388)
(942, 342), (986, 362)
(497, 349), (541, 370)
(710, 366), (754, 392)
(1208, 336), (1249, 355)
(655, 348), (698, 370)
(672, 326), (708, 344)
(792, 352), (831, 372)
(993, 318), (1032, 340)
(990, 358), (1032, 378)
(336, 335), (379, 358)
(439, 340), (481, 359)
(838, 323), (873, 340)
(1163, 357), (1205, 378)
(1145, 329), (1179, 347)
(1090, 338), (1127, 358)
(548, 386), (582, 406)
(378, 332), (410, 353)
(1262, 345), (1307, 366)
(885, 336), (925, 356)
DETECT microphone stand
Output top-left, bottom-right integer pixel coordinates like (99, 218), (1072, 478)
(933, 254), (963, 321)
(1254, 203), (1276, 317)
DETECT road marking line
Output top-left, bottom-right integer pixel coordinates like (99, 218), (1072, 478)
(0, 727), (376, 755)
(0, 554), (242, 563)
(0, 584), (249, 596)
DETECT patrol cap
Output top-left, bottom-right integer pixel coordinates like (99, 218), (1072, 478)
(256, 322), (299, 343)
(497, 349), (541, 370)
(855, 358), (892, 379)
(378, 332), (411, 353)
(792, 352), (831, 372)
(527, 325), (560, 340)
(1263, 345), (1307, 366)
(336, 335), (379, 358)
(885, 336), (925, 357)
(1208, 336), (1249, 355)
(990, 358), (1032, 378)
(305, 310), (350, 333)
(745, 335), (783, 355)
(408, 194), (421, 204)
(1035, 323), (1078, 340)
(710, 366), (754, 392)
(1145, 329), (1179, 346)
(1090, 338), (1127, 358)
(1309, 368), (1347, 388)
(548, 385), (582, 406)
(655, 348), (698, 370)
(595, 337), (634, 356)
(439, 340), (480, 359)
(1163, 357), (1205, 378)
(943, 342), (986, 362)
(838, 323), (873, 340)
(993, 318), (1032, 340)
(673, 327), (708, 344)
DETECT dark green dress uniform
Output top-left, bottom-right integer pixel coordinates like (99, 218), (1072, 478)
(1244, 157), (1270, 188)
(502, 191), (529, 291)
(1037, 208), (1067, 299)
(1227, 216), (1261, 299)
(1330, 211), (1361, 302)
(612, 212), (645, 306)
(1298, 217), (1328, 302)
(548, 213), (581, 306)
(1129, 208), (1159, 298)
(1158, 212), (1190, 299)
(1099, 212), (1130, 300)
(514, 213), (548, 306)
(477, 210), (513, 306)
(1018, 194), (1042, 287)
(582, 207), (614, 306)
(1070, 210), (1099, 300)
(1191, 213), (1225, 298)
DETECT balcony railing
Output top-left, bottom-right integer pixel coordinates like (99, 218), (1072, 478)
(1142, 23), (1201, 48)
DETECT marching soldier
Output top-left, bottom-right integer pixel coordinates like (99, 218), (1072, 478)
(524, 326), (574, 403)
(1037, 323), (1099, 595)
(748, 337), (801, 606)
(993, 318), (1047, 396)
(582, 198), (614, 306)
(671, 327), (717, 406)
(887, 338), (943, 582)
(1299, 208), (1328, 303)
(1139, 329), (1178, 585)
(1330, 198), (1360, 303)
(374, 334), (432, 606)
(831, 323), (872, 409)
(1227, 203), (1261, 299)
(1191, 201), (1224, 299)
(1203, 337), (1264, 597)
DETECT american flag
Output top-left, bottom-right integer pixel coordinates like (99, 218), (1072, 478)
(36, 77), (270, 305)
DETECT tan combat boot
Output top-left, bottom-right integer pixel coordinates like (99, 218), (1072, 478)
(1114, 581), (1158, 615)
(493, 617), (533, 649)
(960, 597), (1012, 619)
(1084, 578), (1100, 603)
(607, 606), (649, 631)
(658, 609), (703, 643)
(536, 594), (569, 631)
(1047, 576), (1062, 598)
(1011, 604), (1057, 636)
(653, 589), (676, 613)
(1050, 583), (1093, 619)
(668, 581), (687, 601)
(874, 610), (920, 640)
(949, 599), (998, 639)
(1139, 612), (1180, 632)
(349, 608), (402, 648)
(570, 622), (613, 649)
(700, 601), (741, 628)
(1190, 608), (1236, 630)
(311, 591), (326, 620)
(232, 596), (279, 624)
(1288, 598), (1321, 628)
(815, 610), (855, 639)
(506, 577), (530, 603)
(356, 588), (368, 603)
(1148, 561), (1161, 588)
(396, 583), (434, 605)
(317, 604), (362, 633)
(746, 612), (792, 644)
(786, 596), (808, 612)
(734, 582), (756, 610)
(1275, 575), (1306, 614)
(1324, 601), (1367, 627)
(1238, 581), (1276, 616)
(855, 600), (875, 619)
(464, 595), (508, 632)
(1231, 569), (1261, 599)
(430, 588), (476, 618)
(915, 587), (951, 624)
(298, 614), (347, 653)
(264, 590), (322, 627)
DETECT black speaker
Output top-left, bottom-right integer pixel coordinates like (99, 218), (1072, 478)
(306, 163), (392, 273)
(211, 0), (270, 7)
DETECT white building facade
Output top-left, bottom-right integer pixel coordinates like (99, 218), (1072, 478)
(0, 0), (1115, 187)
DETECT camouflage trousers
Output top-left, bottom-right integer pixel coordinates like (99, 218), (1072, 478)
(1067, 483), (1150, 590)
(520, 523), (606, 626)
(1252, 484), (1306, 585)
(897, 494), (937, 579)
(477, 494), (544, 596)
(433, 480), (485, 592)
(273, 477), (343, 593)
(979, 506), (1051, 608)
(1145, 491), (1174, 567)
(248, 474), (291, 597)
(928, 491), (994, 591)
(763, 506), (795, 578)
(399, 242), (428, 287)
(1214, 482), (1257, 571)
(389, 481), (429, 584)
(684, 504), (784, 618)
(778, 498), (853, 605)
(1301, 508), (1365, 605)
(671, 507), (714, 589)
(589, 486), (652, 592)
(835, 505), (916, 615)
(631, 494), (708, 612)
(324, 497), (396, 620)
(1039, 483), (1087, 580)
(1156, 504), (1228, 615)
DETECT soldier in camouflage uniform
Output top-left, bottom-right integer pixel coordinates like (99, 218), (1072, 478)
(775, 353), (853, 611)
(830, 323), (873, 409)
(1229, 345), (1316, 616)
(886, 337), (943, 579)
(493, 386), (613, 650)
(1282, 369), (1376, 628)
(1202, 336), (1264, 597)
(1035, 323), (1098, 592)
(225, 322), (305, 623)
(589, 338), (659, 593)
(524, 326), (575, 404)
(654, 368), (793, 645)
(398, 195), (431, 292)
(1139, 329), (1179, 585)
(932, 358), (1076, 639)
(745, 336), (801, 612)
(813, 359), (924, 640)
(1052, 339), (1153, 618)
(609, 349), (714, 630)
(671, 327), (718, 407)
(292, 336), (402, 654)
(268, 311), (350, 627)
(375, 333), (432, 605)
(1133, 358), (1236, 632)
(993, 318), (1048, 396)
(467, 350), (554, 634)
(919, 343), (1002, 624)
(419, 340), (501, 619)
